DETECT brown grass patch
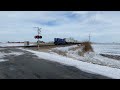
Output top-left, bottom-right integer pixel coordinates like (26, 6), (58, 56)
(81, 41), (93, 53)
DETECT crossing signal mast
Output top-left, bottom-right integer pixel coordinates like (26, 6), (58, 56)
(34, 27), (42, 50)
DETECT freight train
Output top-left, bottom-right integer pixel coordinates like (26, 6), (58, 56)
(54, 38), (78, 45)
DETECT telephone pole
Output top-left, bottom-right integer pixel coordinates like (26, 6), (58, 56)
(89, 33), (91, 42)
(34, 27), (42, 50)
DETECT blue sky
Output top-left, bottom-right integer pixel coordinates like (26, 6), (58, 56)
(0, 11), (120, 43)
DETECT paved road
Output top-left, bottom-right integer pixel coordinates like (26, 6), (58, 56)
(0, 47), (110, 79)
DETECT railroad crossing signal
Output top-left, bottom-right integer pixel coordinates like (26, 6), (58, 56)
(34, 27), (42, 50)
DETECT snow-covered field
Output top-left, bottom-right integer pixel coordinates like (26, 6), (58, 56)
(0, 43), (36, 47)
(0, 43), (24, 47)
(92, 44), (120, 56)
(20, 47), (120, 79)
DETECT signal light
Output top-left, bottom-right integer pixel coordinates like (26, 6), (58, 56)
(39, 36), (42, 38)
(34, 35), (42, 39)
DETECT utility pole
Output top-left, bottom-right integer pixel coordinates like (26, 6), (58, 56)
(34, 27), (42, 50)
(89, 33), (91, 42)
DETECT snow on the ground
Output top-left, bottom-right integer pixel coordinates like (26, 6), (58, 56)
(51, 45), (84, 59)
(0, 43), (36, 47)
(0, 52), (8, 62)
(0, 50), (24, 62)
(20, 48), (120, 79)
(51, 44), (120, 69)
(0, 52), (6, 58)
(0, 59), (8, 62)
(0, 48), (5, 50)
(0, 50), (24, 57)
(0, 43), (24, 47)
(92, 44), (120, 56)
(52, 45), (78, 52)
(7, 51), (24, 56)
(84, 52), (120, 69)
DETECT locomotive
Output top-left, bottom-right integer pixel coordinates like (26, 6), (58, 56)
(54, 38), (78, 45)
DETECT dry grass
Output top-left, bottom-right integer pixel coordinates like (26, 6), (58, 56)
(81, 41), (93, 53)
(51, 41), (93, 57)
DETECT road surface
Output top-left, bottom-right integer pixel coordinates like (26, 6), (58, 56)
(0, 47), (110, 79)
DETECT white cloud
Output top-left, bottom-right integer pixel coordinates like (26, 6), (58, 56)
(0, 11), (120, 43)
(72, 11), (90, 15)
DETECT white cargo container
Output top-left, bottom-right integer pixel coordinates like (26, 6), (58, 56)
(24, 41), (29, 46)
(64, 38), (75, 43)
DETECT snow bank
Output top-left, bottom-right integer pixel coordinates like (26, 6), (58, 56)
(52, 44), (120, 69)
(20, 48), (120, 79)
